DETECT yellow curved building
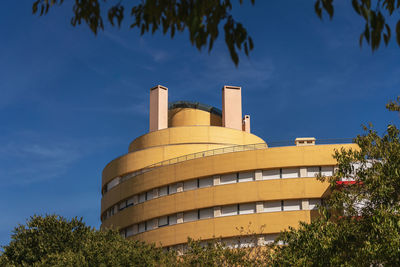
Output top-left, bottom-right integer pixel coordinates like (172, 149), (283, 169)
(100, 85), (356, 249)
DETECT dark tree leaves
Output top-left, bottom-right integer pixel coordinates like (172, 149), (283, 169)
(317, 0), (400, 51)
(386, 96), (400, 112)
(0, 215), (176, 266)
(31, 1), (400, 65)
(32, 0), (255, 66)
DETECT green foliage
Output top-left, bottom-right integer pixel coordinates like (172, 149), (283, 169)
(0, 215), (271, 266)
(32, 0), (255, 66)
(0, 214), (176, 266)
(180, 237), (271, 266)
(386, 95), (400, 112)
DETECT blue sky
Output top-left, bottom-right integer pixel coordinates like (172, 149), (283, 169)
(0, 1), (399, 246)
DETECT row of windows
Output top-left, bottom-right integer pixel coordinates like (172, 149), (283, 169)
(104, 164), (334, 194)
(119, 199), (322, 238)
(102, 166), (333, 221)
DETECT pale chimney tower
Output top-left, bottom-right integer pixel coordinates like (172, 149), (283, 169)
(149, 85), (168, 132)
(222, 85), (242, 130)
(242, 115), (251, 133)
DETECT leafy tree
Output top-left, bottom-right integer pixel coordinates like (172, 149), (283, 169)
(181, 237), (270, 266)
(271, 103), (400, 266)
(32, 1), (400, 65)
(0, 214), (269, 266)
(0, 215), (176, 266)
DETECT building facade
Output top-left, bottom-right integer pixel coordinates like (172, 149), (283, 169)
(100, 85), (356, 248)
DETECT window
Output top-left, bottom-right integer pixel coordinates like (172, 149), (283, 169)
(262, 169), (280, 180)
(238, 172), (254, 183)
(126, 225), (137, 237)
(159, 186), (168, 197)
(321, 166), (333, 176)
(158, 216), (169, 227)
(183, 210), (198, 222)
(121, 172), (135, 182)
(307, 167), (320, 177)
(106, 177), (121, 191)
(264, 233), (279, 244)
(199, 208), (214, 219)
(309, 199), (321, 210)
(220, 173), (237, 185)
(120, 229), (126, 238)
(239, 203), (256, 214)
(263, 201), (282, 212)
(199, 177), (213, 188)
(146, 219), (156, 230)
(169, 183), (177, 194)
(221, 205), (238, 216)
(138, 222), (145, 233)
(283, 199), (302, 211)
(119, 201), (126, 211)
(281, 168), (299, 179)
(168, 214), (177, 225)
(183, 179), (198, 191)
(139, 193), (146, 203)
(126, 197), (134, 207)
(146, 190), (153, 201)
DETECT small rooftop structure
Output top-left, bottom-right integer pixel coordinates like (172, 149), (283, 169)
(295, 137), (316, 146)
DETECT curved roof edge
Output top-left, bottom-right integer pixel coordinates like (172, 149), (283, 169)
(168, 101), (222, 116)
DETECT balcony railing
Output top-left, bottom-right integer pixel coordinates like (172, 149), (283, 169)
(118, 143), (268, 185)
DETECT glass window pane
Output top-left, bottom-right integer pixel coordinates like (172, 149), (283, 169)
(221, 205), (238, 216)
(183, 179), (198, 191)
(239, 203), (255, 214)
(220, 173), (237, 184)
(321, 166), (333, 176)
(199, 208), (213, 219)
(282, 168), (299, 179)
(262, 169), (280, 180)
(168, 214), (177, 225)
(139, 193), (146, 203)
(263, 201), (281, 212)
(238, 172), (254, 183)
(159, 186), (168, 197)
(199, 177), (213, 188)
(183, 210), (198, 222)
(307, 167), (320, 177)
(283, 199), (301, 211)
(158, 216), (168, 227)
